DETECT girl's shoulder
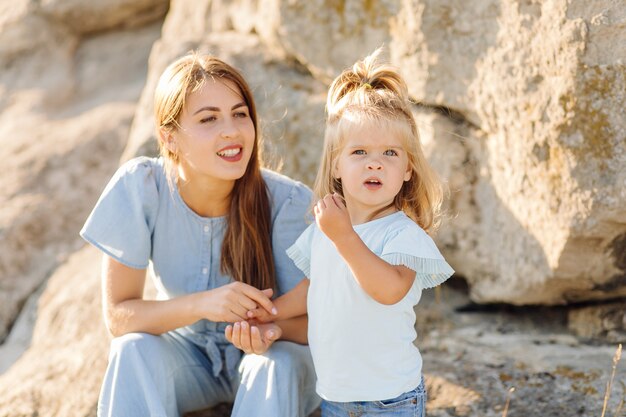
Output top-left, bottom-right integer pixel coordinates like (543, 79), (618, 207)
(378, 212), (434, 246)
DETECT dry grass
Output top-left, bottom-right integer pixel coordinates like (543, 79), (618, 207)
(600, 344), (622, 417)
(501, 387), (515, 417)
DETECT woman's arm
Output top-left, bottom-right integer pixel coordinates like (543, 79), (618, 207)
(102, 255), (276, 337)
(315, 194), (415, 305)
(246, 278), (309, 322)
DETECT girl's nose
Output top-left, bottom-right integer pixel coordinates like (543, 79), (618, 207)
(367, 158), (383, 170)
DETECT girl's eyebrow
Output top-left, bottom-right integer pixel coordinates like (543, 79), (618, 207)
(346, 144), (403, 149)
(193, 102), (247, 115)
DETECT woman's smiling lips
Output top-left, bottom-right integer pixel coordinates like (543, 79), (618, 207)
(217, 145), (243, 162)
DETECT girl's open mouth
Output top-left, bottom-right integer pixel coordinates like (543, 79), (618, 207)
(364, 178), (382, 190)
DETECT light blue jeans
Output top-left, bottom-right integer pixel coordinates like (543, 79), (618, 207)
(97, 331), (320, 417)
(320, 378), (426, 417)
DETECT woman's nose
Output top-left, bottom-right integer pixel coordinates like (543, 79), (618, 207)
(220, 119), (239, 139)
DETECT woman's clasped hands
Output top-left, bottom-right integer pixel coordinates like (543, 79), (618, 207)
(208, 281), (281, 355)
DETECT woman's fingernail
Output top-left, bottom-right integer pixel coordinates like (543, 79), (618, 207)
(272, 307), (278, 315)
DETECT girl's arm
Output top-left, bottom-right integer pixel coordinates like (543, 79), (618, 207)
(246, 278), (309, 322)
(225, 314), (309, 355)
(226, 280), (309, 354)
(315, 194), (415, 305)
(102, 255), (276, 337)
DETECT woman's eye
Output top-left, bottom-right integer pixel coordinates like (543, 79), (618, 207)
(234, 111), (248, 118)
(200, 115), (217, 123)
(352, 149), (366, 155)
(383, 149), (398, 156)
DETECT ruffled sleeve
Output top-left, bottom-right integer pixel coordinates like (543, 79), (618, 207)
(285, 223), (316, 279)
(270, 179), (314, 294)
(381, 226), (454, 290)
(79, 157), (160, 269)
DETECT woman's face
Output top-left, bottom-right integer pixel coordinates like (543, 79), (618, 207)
(169, 78), (255, 186)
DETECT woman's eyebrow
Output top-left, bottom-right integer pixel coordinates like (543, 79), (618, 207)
(193, 106), (219, 115)
(193, 102), (247, 115)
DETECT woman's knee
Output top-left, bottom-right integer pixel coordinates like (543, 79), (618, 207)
(109, 332), (164, 361)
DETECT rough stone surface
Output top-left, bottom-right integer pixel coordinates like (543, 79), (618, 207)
(1, 0), (626, 415)
(0, 246), (109, 416)
(0, 10), (163, 341)
(40, 0), (169, 34)
(568, 302), (626, 343)
(148, 0), (626, 305)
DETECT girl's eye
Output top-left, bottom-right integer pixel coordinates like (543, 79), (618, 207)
(234, 111), (248, 118)
(383, 149), (398, 156)
(352, 149), (366, 155)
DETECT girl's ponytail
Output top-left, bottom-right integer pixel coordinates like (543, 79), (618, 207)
(326, 48), (409, 117)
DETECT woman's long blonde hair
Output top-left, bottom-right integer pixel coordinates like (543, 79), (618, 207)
(313, 48), (443, 232)
(154, 52), (275, 290)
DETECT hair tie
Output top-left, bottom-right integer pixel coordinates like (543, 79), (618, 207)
(362, 83), (372, 90)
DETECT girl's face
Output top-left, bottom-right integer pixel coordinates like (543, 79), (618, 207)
(334, 122), (411, 221)
(167, 78), (255, 187)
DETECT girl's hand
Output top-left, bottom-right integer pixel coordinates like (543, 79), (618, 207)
(246, 306), (273, 323)
(314, 193), (353, 242)
(196, 282), (277, 323)
(225, 321), (282, 355)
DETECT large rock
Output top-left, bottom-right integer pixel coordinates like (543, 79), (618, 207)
(39, 0), (169, 34)
(451, 0), (626, 304)
(1, 1), (625, 415)
(247, 0), (626, 304)
(155, 0), (626, 304)
(0, 12), (164, 341)
(0, 246), (108, 416)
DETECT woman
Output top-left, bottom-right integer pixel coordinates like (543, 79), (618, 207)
(80, 52), (320, 416)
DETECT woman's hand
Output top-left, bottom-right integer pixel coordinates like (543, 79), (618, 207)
(195, 282), (277, 323)
(314, 193), (353, 242)
(225, 321), (282, 355)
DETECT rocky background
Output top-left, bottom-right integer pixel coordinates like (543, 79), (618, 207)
(0, 0), (624, 416)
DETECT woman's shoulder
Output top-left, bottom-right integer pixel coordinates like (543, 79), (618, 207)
(116, 156), (164, 178)
(110, 156), (166, 190)
(261, 168), (313, 204)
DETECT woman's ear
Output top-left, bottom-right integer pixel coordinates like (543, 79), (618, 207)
(159, 128), (177, 154)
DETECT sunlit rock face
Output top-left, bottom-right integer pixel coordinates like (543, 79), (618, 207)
(0, 0), (168, 342)
(132, 0), (626, 305)
(0, 0), (624, 415)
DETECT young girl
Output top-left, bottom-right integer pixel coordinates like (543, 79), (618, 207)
(245, 49), (454, 416)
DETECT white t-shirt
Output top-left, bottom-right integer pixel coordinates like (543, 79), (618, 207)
(287, 211), (454, 402)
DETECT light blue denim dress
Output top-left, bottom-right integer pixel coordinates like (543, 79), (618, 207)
(80, 157), (321, 417)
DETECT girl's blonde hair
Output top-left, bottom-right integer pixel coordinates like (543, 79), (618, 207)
(313, 48), (443, 232)
(154, 52), (276, 291)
